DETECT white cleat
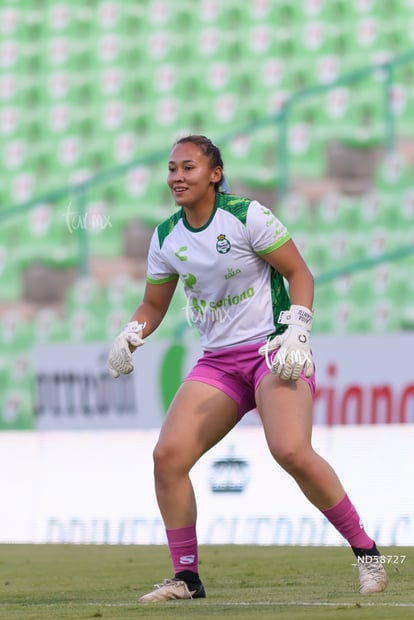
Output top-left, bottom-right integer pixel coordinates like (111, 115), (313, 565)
(358, 559), (388, 594)
(139, 578), (206, 602)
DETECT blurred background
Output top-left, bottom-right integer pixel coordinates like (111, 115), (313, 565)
(0, 0), (414, 432)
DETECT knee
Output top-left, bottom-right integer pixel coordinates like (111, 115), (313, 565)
(152, 440), (186, 481)
(271, 444), (313, 476)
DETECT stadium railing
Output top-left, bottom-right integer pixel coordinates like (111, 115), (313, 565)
(0, 50), (414, 282)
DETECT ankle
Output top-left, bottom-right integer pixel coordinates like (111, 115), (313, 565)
(352, 541), (380, 558)
(175, 570), (202, 586)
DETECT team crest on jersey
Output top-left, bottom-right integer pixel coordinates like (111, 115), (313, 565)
(216, 234), (231, 254)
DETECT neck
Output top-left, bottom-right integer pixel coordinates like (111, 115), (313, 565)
(183, 195), (217, 229)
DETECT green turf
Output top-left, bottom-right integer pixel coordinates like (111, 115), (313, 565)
(0, 545), (412, 620)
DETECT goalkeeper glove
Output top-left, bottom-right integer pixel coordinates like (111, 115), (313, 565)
(258, 305), (314, 381)
(108, 321), (146, 378)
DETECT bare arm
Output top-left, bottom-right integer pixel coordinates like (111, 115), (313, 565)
(261, 238), (314, 311)
(130, 278), (179, 338)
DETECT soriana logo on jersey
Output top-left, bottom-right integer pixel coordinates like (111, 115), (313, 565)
(216, 234), (231, 254)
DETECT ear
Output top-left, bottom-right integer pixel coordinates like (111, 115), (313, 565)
(211, 166), (222, 185)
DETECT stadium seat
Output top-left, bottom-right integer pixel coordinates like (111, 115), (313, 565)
(1, 0), (414, 348)
(0, 250), (22, 302)
(33, 307), (68, 344)
(105, 273), (146, 309)
(355, 190), (398, 229)
(0, 310), (34, 353)
(220, 126), (280, 190)
(118, 164), (174, 228)
(66, 307), (104, 343)
(14, 201), (79, 268)
(65, 275), (105, 312)
(0, 379), (33, 430)
(82, 203), (124, 259)
(0, 218), (22, 302)
(275, 191), (313, 232)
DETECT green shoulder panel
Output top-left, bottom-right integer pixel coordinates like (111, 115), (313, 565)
(215, 192), (251, 225)
(157, 209), (183, 249)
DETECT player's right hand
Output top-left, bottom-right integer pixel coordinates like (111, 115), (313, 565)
(107, 321), (146, 378)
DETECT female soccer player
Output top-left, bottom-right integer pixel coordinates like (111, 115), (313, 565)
(108, 135), (387, 602)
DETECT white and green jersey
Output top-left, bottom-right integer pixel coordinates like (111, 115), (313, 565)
(147, 192), (291, 351)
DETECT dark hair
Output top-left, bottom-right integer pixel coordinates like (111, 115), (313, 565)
(174, 135), (227, 192)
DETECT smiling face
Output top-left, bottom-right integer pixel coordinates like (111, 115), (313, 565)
(167, 141), (222, 210)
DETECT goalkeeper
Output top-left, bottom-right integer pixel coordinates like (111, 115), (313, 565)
(108, 135), (387, 602)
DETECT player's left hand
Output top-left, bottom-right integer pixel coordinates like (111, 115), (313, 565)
(258, 305), (314, 381)
(107, 321), (146, 378)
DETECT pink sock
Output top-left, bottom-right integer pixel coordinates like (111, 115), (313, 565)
(322, 494), (374, 549)
(166, 525), (198, 575)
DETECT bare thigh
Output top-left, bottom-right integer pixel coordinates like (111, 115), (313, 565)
(256, 374), (346, 509)
(255, 374), (314, 466)
(154, 380), (239, 472)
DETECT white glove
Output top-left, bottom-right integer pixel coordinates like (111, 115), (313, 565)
(108, 321), (146, 378)
(259, 305), (314, 381)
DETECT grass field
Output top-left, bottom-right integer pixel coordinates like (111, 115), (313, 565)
(0, 545), (412, 619)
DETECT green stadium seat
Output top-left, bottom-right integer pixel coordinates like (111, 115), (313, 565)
(375, 151), (411, 190)
(275, 191), (312, 233)
(197, 0), (246, 27)
(14, 201), (79, 268)
(144, 0), (196, 32)
(400, 188), (414, 229)
(291, 18), (331, 62)
(0, 5), (20, 36)
(334, 82), (385, 144)
(399, 258), (414, 325)
(81, 200), (124, 258)
(370, 298), (401, 332)
(65, 275), (104, 311)
(0, 215), (22, 301)
(0, 250), (22, 301)
(389, 80), (414, 137)
(44, 2), (72, 33)
(151, 284), (190, 341)
(0, 380), (33, 430)
(352, 191), (396, 229)
(219, 126), (279, 189)
(66, 307), (103, 343)
(1, 1), (414, 341)
(2, 136), (28, 173)
(313, 279), (335, 310)
(312, 303), (333, 333)
(0, 35), (21, 87)
(287, 120), (326, 178)
(105, 273), (146, 310)
(320, 86), (356, 140)
(105, 278), (150, 337)
(117, 163), (173, 227)
(312, 192), (358, 232)
(33, 307), (68, 344)
(371, 262), (406, 302)
(318, 229), (366, 270)
(105, 307), (131, 339)
(328, 299), (360, 333)
(0, 102), (20, 141)
(0, 310), (34, 353)
(366, 225), (398, 258)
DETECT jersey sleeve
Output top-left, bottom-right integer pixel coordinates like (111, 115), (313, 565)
(246, 200), (291, 255)
(146, 228), (178, 284)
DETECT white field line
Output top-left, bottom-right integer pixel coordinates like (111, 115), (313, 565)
(223, 601), (414, 607)
(83, 600), (414, 608)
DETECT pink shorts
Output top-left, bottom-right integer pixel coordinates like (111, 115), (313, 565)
(184, 340), (316, 422)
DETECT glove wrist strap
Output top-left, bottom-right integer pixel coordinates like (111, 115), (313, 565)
(124, 320), (146, 335)
(278, 305), (313, 331)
